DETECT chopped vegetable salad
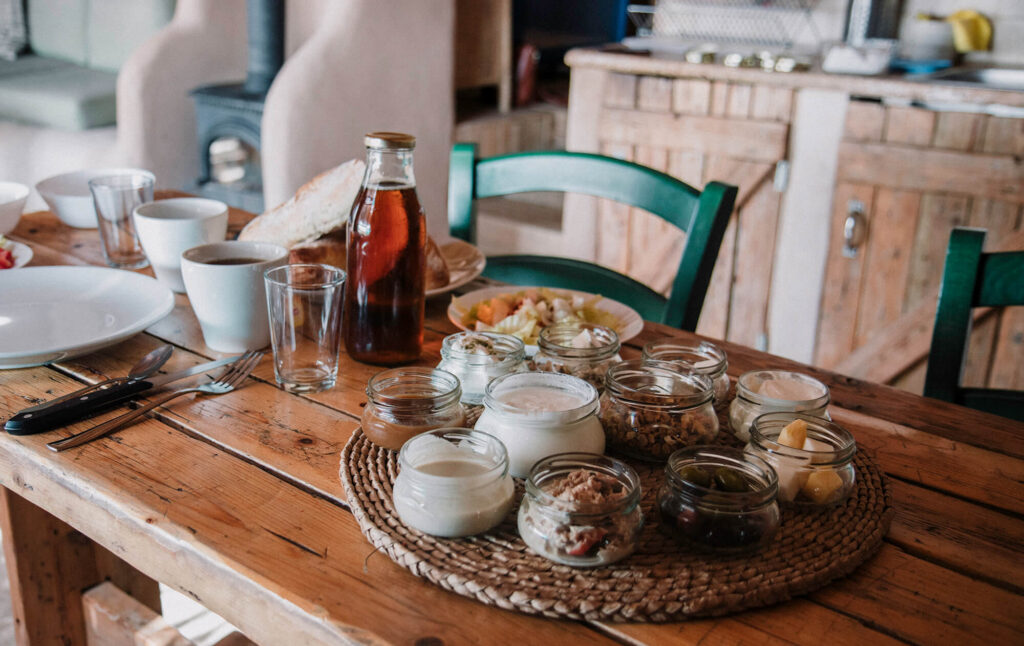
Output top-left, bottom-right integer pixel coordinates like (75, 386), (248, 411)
(454, 288), (621, 345)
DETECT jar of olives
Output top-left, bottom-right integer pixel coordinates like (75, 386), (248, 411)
(657, 446), (780, 552)
(533, 322), (621, 392)
(642, 339), (729, 409)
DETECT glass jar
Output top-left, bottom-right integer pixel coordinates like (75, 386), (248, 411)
(344, 132), (426, 365)
(518, 453), (642, 567)
(361, 367), (465, 450)
(436, 332), (527, 406)
(642, 338), (729, 408)
(392, 428), (515, 537)
(729, 370), (830, 441)
(533, 322), (621, 392)
(658, 446), (780, 552)
(474, 372), (604, 478)
(599, 360), (718, 462)
(745, 412), (857, 507)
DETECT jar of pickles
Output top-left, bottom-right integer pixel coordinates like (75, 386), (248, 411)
(642, 339), (729, 408)
(518, 453), (642, 567)
(745, 412), (856, 507)
(533, 323), (621, 392)
(361, 367), (465, 450)
(729, 370), (830, 441)
(436, 332), (527, 405)
(658, 446), (780, 552)
(599, 360), (718, 461)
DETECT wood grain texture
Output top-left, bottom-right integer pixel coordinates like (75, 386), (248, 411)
(83, 582), (195, 646)
(671, 78), (711, 115)
(883, 105), (935, 146)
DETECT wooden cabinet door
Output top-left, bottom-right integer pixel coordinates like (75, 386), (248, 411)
(815, 99), (1024, 393)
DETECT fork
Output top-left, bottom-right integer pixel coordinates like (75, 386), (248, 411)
(47, 351), (263, 452)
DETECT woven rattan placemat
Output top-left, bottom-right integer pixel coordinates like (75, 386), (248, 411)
(339, 415), (893, 622)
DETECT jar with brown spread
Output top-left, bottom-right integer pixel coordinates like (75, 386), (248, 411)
(361, 367), (465, 450)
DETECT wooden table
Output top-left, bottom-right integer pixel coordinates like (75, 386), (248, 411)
(1, 209), (1022, 645)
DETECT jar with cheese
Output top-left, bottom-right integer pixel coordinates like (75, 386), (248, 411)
(641, 339), (729, 409)
(361, 367), (465, 450)
(474, 372), (604, 478)
(436, 332), (527, 406)
(392, 428), (515, 537)
(729, 370), (830, 441)
(744, 413), (856, 507)
(533, 322), (621, 392)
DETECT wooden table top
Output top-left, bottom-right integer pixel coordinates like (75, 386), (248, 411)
(1, 208), (1022, 645)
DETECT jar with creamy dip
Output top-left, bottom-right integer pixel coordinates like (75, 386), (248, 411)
(658, 445), (779, 552)
(474, 372), (604, 478)
(599, 360), (718, 461)
(436, 332), (527, 406)
(518, 453), (642, 567)
(361, 368), (465, 450)
(392, 428), (515, 537)
(744, 413), (856, 507)
(642, 339), (729, 408)
(729, 370), (830, 441)
(533, 323), (621, 392)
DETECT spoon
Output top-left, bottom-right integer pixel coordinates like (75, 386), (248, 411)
(20, 344), (174, 413)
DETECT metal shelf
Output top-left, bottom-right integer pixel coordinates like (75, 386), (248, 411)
(628, 1), (821, 50)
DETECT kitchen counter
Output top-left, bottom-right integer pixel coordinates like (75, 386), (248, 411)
(566, 46), (1024, 108)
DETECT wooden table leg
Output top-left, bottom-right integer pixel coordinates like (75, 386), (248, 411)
(0, 487), (160, 645)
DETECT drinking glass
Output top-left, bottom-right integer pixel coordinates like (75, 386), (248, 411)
(264, 264), (346, 393)
(88, 172), (154, 269)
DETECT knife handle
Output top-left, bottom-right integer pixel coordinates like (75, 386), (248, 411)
(4, 379), (154, 436)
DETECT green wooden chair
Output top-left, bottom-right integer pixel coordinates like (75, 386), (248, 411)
(924, 227), (1024, 421)
(447, 143), (737, 330)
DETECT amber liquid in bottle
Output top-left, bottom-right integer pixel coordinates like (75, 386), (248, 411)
(343, 181), (426, 365)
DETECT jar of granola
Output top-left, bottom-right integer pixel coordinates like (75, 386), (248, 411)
(642, 339), (729, 408)
(518, 453), (642, 567)
(599, 360), (718, 461)
(658, 445), (780, 552)
(361, 367), (465, 450)
(437, 332), (527, 405)
(533, 323), (621, 392)
(729, 370), (830, 442)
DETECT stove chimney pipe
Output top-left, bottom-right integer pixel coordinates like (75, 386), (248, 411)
(245, 0), (285, 95)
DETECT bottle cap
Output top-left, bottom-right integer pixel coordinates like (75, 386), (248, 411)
(365, 132), (416, 150)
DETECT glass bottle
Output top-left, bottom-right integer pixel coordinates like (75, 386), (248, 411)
(344, 132), (426, 365)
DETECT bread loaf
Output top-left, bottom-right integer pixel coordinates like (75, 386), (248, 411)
(288, 230), (347, 269)
(238, 159), (364, 248)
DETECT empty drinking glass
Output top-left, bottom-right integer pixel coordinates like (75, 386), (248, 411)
(264, 264), (346, 393)
(88, 172), (154, 269)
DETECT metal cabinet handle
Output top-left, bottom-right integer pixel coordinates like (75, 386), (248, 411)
(843, 200), (868, 258)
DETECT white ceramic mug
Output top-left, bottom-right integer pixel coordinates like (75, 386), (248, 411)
(181, 241), (288, 352)
(134, 198), (229, 292)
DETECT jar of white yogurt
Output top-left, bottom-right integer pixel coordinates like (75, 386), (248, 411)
(392, 428), (515, 537)
(729, 370), (830, 441)
(437, 332), (527, 406)
(474, 372), (604, 478)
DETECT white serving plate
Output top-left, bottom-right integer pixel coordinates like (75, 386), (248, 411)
(447, 285), (644, 351)
(426, 239), (486, 298)
(0, 267), (174, 369)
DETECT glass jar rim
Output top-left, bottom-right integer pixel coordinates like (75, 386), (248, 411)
(366, 367), (462, 411)
(664, 445), (778, 509)
(748, 412), (856, 465)
(525, 452), (641, 517)
(397, 428), (509, 488)
(440, 332), (526, 367)
(642, 339), (727, 378)
(605, 359), (714, 407)
(483, 371), (598, 424)
(537, 322), (620, 360)
(735, 370), (830, 408)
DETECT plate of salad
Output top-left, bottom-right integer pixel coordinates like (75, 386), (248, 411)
(0, 236), (31, 269)
(448, 286), (643, 348)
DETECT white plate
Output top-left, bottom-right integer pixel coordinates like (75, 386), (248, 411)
(427, 239), (486, 298)
(0, 267), (175, 369)
(447, 285), (644, 348)
(4, 240), (32, 268)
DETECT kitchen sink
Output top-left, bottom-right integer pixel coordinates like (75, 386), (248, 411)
(917, 67), (1024, 92)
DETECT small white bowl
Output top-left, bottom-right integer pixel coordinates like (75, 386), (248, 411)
(36, 168), (155, 229)
(0, 182), (29, 235)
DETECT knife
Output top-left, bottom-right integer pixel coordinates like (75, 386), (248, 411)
(4, 355), (241, 436)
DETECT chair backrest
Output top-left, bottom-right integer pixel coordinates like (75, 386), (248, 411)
(924, 227), (1024, 420)
(447, 143), (737, 330)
